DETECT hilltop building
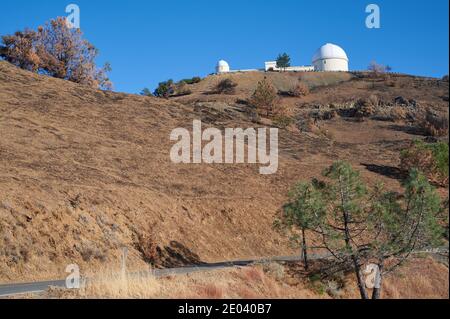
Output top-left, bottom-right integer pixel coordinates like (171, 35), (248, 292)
(312, 43), (349, 72)
(216, 43), (349, 74)
(264, 61), (314, 72)
(216, 60), (230, 74)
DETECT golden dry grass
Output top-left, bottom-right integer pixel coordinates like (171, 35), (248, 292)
(46, 265), (325, 299)
(41, 257), (448, 299)
(382, 257), (449, 299)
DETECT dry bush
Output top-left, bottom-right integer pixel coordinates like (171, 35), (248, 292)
(384, 74), (397, 87)
(354, 97), (377, 118)
(214, 78), (237, 94)
(174, 82), (192, 96)
(271, 104), (295, 128)
(0, 29), (40, 72)
(135, 233), (159, 265)
(78, 242), (107, 262)
(418, 109), (449, 137)
(273, 115), (295, 129)
(319, 127), (334, 140)
(400, 140), (449, 186)
(249, 77), (279, 117)
(310, 109), (337, 121)
(262, 262), (286, 281)
(298, 117), (316, 132)
(1, 17), (112, 89)
(288, 82), (310, 97)
(368, 60), (390, 74)
(389, 106), (408, 122)
(367, 94), (379, 107)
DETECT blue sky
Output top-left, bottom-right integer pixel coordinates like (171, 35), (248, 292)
(0, 0), (448, 93)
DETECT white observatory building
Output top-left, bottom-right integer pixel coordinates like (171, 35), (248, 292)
(312, 43), (349, 72)
(214, 43), (350, 74)
(216, 60), (230, 74)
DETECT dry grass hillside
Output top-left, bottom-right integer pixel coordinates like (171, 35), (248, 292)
(0, 61), (448, 286)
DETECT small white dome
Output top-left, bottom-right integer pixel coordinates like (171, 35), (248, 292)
(217, 60), (229, 67)
(312, 43), (348, 63)
(216, 60), (230, 73)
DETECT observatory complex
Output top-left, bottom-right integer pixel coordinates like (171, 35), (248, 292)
(216, 43), (349, 74)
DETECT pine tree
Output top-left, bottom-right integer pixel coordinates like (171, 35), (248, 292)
(277, 161), (445, 299)
(276, 53), (291, 71)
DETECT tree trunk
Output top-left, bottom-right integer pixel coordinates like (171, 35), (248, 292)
(371, 264), (384, 300)
(301, 228), (309, 271)
(353, 257), (369, 299)
(343, 209), (368, 299)
(338, 175), (368, 299)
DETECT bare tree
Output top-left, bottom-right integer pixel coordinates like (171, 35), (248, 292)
(368, 60), (388, 74)
(1, 17), (112, 90)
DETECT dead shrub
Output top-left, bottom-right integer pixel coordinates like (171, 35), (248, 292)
(368, 94), (379, 107)
(384, 74), (397, 87)
(354, 97), (377, 118)
(78, 242), (107, 262)
(263, 262), (285, 281)
(174, 82), (192, 96)
(214, 78), (237, 94)
(136, 233), (159, 265)
(249, 77), (279, 117)
(310, 109), (337, 122)
(298, 117), (315, 132)
(288, 82), (310, 97)
(400, 140), (449, 186)
(419, 109), (449, 137)
(389, 106), (408, 122)
(273, 115), (295, 129)
(319, 127), (334, 140)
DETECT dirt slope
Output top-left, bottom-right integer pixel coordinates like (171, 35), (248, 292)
(0, 61), (448, 282)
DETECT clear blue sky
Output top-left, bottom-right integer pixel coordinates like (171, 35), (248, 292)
(0, 0), (448, 93)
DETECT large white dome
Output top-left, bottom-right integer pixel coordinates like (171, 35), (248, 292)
(216, 60), (230, 73)
(312, 43), (349, 72)
(312, 43), (348, 62)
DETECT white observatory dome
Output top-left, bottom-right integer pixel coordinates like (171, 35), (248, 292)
(312, 43), (349, 72)
(216, 60), (230, 74)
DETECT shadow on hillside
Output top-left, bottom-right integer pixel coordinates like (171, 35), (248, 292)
(157, 241), (206, 268)
(388, 124), (425, 136)
(362, 163), (406, 181)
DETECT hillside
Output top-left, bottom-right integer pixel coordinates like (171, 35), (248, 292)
(0, 61), (448, 283)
